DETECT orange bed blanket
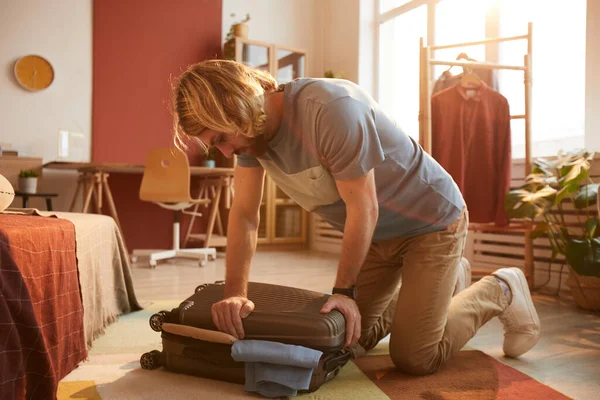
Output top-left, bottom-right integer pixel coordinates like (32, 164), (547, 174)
(0, 214), (87, 400)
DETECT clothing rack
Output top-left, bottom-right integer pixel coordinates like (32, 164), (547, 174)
(418, 23), (535, 288)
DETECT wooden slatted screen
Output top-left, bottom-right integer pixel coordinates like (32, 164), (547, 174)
(468, 155), (599, 292)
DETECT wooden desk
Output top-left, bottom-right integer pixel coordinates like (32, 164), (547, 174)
(43, 161), (235, 253)
(44, 161), (233, 176)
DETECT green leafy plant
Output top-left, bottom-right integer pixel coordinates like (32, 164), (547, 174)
(324, 70), (344, 79)
(223, 13), (251, 60)
(18, 169), (39, 178)
(504, 149), (599, 278)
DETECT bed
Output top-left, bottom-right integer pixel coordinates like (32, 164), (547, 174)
(0, 209), (141, 400)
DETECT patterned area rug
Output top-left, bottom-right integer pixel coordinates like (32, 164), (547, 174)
(58, 301), (570, 400)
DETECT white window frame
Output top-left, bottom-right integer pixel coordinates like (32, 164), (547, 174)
(374, 0), (587, 158)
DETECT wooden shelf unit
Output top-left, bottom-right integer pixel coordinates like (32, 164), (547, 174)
(228, 36), (309, 246)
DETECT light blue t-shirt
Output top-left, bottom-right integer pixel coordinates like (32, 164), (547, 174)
(237, 78), (465, 241)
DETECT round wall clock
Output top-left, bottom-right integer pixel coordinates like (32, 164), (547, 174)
(14, 55), (55, 92)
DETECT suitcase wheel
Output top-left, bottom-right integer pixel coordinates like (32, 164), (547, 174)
(149, 311), (168, 332)
(199, 259), (207, 267)
(140, 350), (161, 370)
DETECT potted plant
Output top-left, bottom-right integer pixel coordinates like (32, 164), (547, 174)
(18, 169), (39, 194)
(504, 149), (599, 310)
(324, 70), (344, 79)
(223, 13), (251, 60)
(202, 147), (216, 168)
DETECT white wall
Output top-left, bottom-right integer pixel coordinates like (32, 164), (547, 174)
(585, 0), (600, 151)
(222, 0), (323, 78)
(319, 0), (361, 84)
(0, 0), (92, 163)
(0, 0), (92, 210)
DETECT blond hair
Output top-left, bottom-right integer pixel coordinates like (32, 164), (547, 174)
(171, 59), (278, 152)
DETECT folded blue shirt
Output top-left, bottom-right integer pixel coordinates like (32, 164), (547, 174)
(231, 340), (323, 398)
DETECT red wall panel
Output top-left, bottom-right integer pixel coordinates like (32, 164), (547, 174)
(93, 0), (222, 164)
(92, 0), (222, 250)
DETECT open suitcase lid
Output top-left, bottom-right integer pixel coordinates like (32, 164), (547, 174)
(175, 281), (347, 352)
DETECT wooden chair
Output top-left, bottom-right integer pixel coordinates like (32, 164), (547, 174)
(132, 148), (217, 268)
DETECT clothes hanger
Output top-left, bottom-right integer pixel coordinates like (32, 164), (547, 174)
(456, 52), (482, 91)
(460, 68), (482, 88)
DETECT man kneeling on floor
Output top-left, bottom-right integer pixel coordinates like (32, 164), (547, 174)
(170, 59), (541, 375)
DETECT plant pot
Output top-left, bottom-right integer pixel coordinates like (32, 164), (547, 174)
(19, 177), (37, 194)
(566, 271), (600, 311)
(202, 160), (215, 168)
(233, 23), (249, 38)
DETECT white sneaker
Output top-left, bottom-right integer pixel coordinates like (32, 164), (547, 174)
(453, 257), (472, 296)
(492, 267), (541, 358)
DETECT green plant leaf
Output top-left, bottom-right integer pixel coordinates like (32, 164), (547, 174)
(18, 169), (39, 178)
(584, 217), (599, 240)
(525, 173), (558, 190)
(555, 181), (580, 205)
(567, 238), (600, 277)
(534, 156), (561, 172)
(504, 186), (556, 220)
(573, 183), (599, 209)
(558, 153), (591, 186)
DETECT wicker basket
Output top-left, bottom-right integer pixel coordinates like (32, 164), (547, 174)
(567, 272), (600, 311)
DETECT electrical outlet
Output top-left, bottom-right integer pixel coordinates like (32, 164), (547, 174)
(58, 129), (69, 159)
(57, 130), (86, 161)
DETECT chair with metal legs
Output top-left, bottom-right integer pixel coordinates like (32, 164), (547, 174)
(132, 147), (217, 268)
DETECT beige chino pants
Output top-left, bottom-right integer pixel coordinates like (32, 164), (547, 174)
(355, 207), (509, 375)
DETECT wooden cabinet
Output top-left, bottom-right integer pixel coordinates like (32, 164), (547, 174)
(232, 37), (308, 245)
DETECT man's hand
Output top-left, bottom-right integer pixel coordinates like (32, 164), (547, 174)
(211, 296), (255, 339)
(320, 294), (361, 348)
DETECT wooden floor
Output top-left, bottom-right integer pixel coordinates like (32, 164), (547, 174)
(131, 249), (600, 400)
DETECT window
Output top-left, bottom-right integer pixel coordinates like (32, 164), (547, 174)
(376, 0), (587, 158)
(378, 5), (427, 140)
(434, 0), (488, 77)
(497, 0), (587, 158)
(380, 0), (414, 14)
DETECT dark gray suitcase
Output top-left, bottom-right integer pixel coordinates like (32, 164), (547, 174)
(140, 281), (351, 393)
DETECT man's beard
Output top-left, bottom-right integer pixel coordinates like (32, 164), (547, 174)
(237, 135), (269, 157)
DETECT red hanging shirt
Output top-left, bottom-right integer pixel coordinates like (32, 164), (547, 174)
(431, 82), (511, 226)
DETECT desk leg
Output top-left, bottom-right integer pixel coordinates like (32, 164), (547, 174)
(22, 196), (29, 208)
(183, 183), (206, 249)
(91, 186), (100, 214)
(82, 173), (95, 213)
(204, 181), (223, 248)
(210, 183), (224, 236)
(46, 197), (53, 211)
(70, 174), (85, 212)
(101, 172), (128, 254)
(96, 173), (103, 212)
